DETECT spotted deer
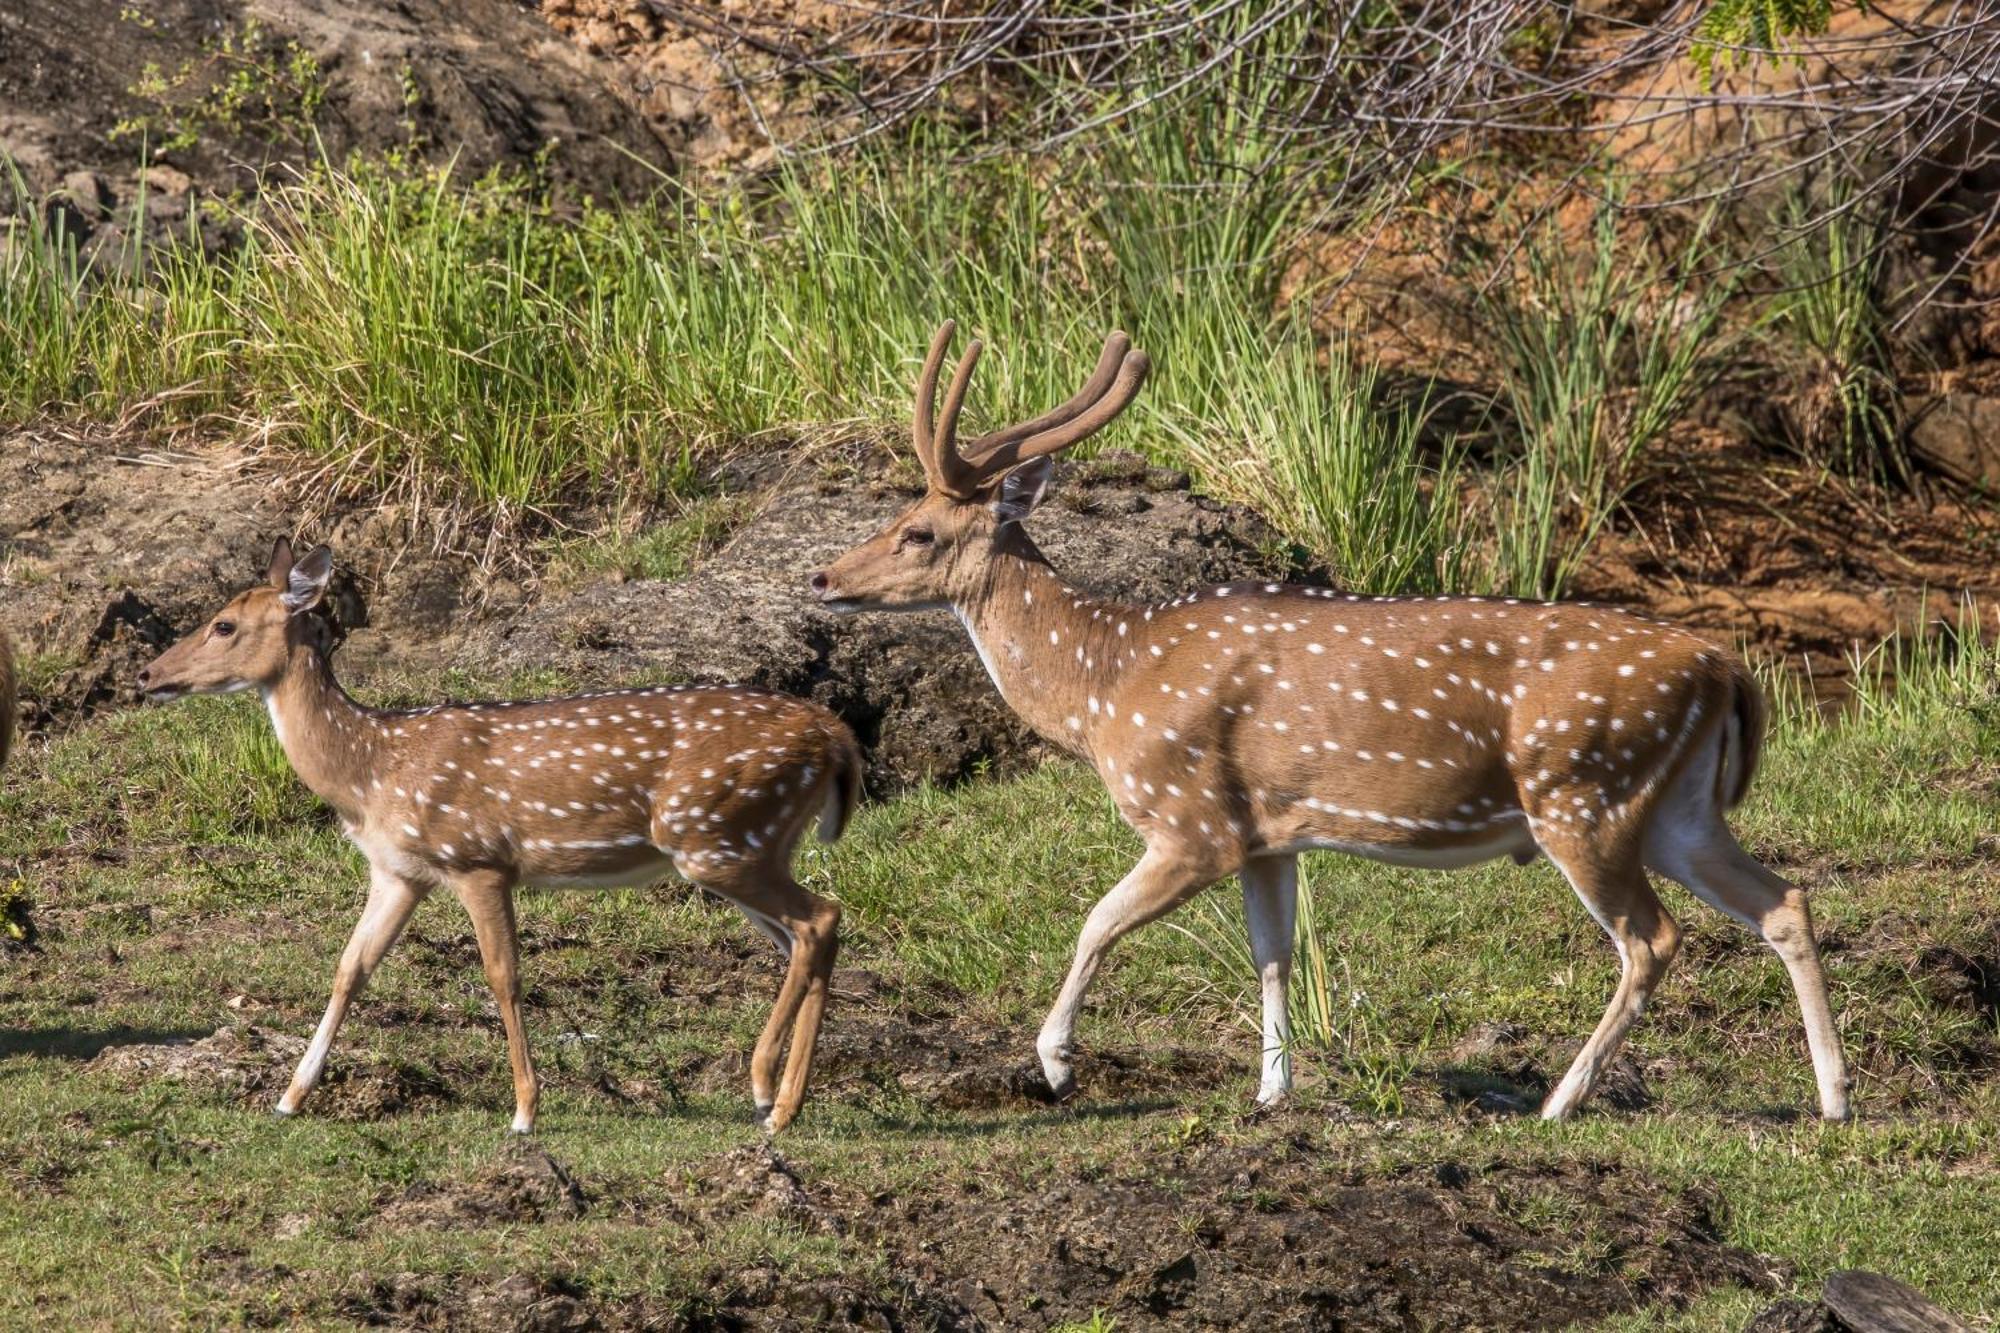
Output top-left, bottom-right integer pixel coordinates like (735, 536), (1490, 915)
(140, 540), (860, 1132)
(811, 322), (1851, 1121)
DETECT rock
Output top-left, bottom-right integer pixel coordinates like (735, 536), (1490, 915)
(59, 170), (115, 220)
(262, 0), (676, 198)
(138, 164), (193, 196)
(1822, 1270), (1974, 1333)
(1906, 393), (2000, 488)
(458, 447), (1286, 791)
(1744, 1300), (1840, 1333)
(0, 0), (677, 229)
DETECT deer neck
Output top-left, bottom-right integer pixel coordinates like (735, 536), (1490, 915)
(954, 539), (1134, 758)
(263, 645), (384, 820)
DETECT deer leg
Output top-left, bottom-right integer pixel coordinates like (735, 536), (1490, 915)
(1538, 840), (1680, 1120)
(695, 863), (841, 1131)
(741, 905), (795, 962)
(1647, 824), (1851, 1121)
(766, 893), (840, 1132)
(453, 868), (539, 1135)
(277, 865), (427, 1116)
(1240, 853), (1298, 1105)
(1038, 845), (1220, 1100)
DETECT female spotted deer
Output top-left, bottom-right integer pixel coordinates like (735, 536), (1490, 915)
(811, 322), (1851, 1121)
(141, 540), (859, 1132)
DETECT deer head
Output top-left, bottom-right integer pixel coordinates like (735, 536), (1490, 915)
(810, 321), (1149, 613)
(139, 539), (334, 701)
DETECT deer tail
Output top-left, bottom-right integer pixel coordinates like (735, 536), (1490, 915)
(1717, 661), (1767, 813)
(817, 721), (865, 843)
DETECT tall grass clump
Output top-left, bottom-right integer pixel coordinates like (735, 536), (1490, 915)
(0, 193), (113, 412)
(1074, 23), (1467, 595)
(1164, 318), (1469, 594)
(4, 23), (1606, 586)
(1766, 192), (1902, 484)
(1478, 202), (1732, 598)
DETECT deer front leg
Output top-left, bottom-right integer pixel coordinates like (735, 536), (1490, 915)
(1240, 854), (1299, 1105)
(452, 868), (538, 1134)
(1038, 845), (1220, 1100)
(277, 865), (428, 1117)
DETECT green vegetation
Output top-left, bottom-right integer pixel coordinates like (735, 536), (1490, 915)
(1692, 0), (1838, 85)
(0, 629), (1995, 1324)
(112, 16), (329, 153)
(1765, 192), (1904, 483)
(1476, 203), (1733, 598)
(4, 92), (1740, 599)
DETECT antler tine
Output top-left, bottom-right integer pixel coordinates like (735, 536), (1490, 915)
(963, 331), (1132, 463)
(968, 345), (1150, 479)
(911, 321), (957, 491)
(930, 338), (985, 499)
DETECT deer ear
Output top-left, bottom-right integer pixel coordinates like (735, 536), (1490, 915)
(281, 544), (334, 614)
(266, 537), (296, 589)
(991, 456), (1054, 526)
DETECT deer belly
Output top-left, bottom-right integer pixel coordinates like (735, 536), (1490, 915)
(1255, 761), (1532, 868)
(523, 842), (676, 889)
(1267, 821), (1536, 870)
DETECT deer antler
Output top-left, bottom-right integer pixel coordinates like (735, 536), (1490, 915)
(911, 322), (1150, 499)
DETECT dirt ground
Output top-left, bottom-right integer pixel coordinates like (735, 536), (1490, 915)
(79, 972), (1783, 1332)
(5, 425), (1997, 783)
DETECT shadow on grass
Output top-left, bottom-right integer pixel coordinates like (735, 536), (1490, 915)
(847, 1096), (1189, 1138)
(0, 1025), (211, 1062)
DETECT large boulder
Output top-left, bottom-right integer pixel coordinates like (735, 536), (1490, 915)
(1906, 392), (2000, 488)
(0, 0), (673, 234)
(458, 447), (1286, 792)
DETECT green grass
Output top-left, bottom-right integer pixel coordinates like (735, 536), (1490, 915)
(1764, 189), (1903, 483)
(0, 639), (1995, 1325)
(1476, 200), (1734, 598)
(4, 117), (1730, 599)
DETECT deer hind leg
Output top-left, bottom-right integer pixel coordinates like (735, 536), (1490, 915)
(688, 856), (841, 1132)
(1645, 810), (1851, 1121)
(1240, 853), (1298, 1105)
(278, 865), (428, 1117)
(1536, 837), (1681, 1121)
(1038, 844), (1223, 1101)
(452, 868), (539, 1134)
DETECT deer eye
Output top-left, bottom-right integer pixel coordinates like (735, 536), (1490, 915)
(899, 527), (935, 548)
(212, 620), (236, 638)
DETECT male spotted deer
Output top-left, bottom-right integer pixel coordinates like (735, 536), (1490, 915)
(141, 540), (859, 1132)
(811, 322), (1851, 1120)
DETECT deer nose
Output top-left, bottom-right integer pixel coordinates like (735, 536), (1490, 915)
(809, 571), (830, 597)
(136, 666), (151, 688)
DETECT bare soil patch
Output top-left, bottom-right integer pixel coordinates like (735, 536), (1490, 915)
(375, 1141), (588, 1230)
(1580, 437), (2000, 675)
(89, 1023), (452, 1119)
(0, 0), (673, 236)
(339, 1129), (1778, 1331)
